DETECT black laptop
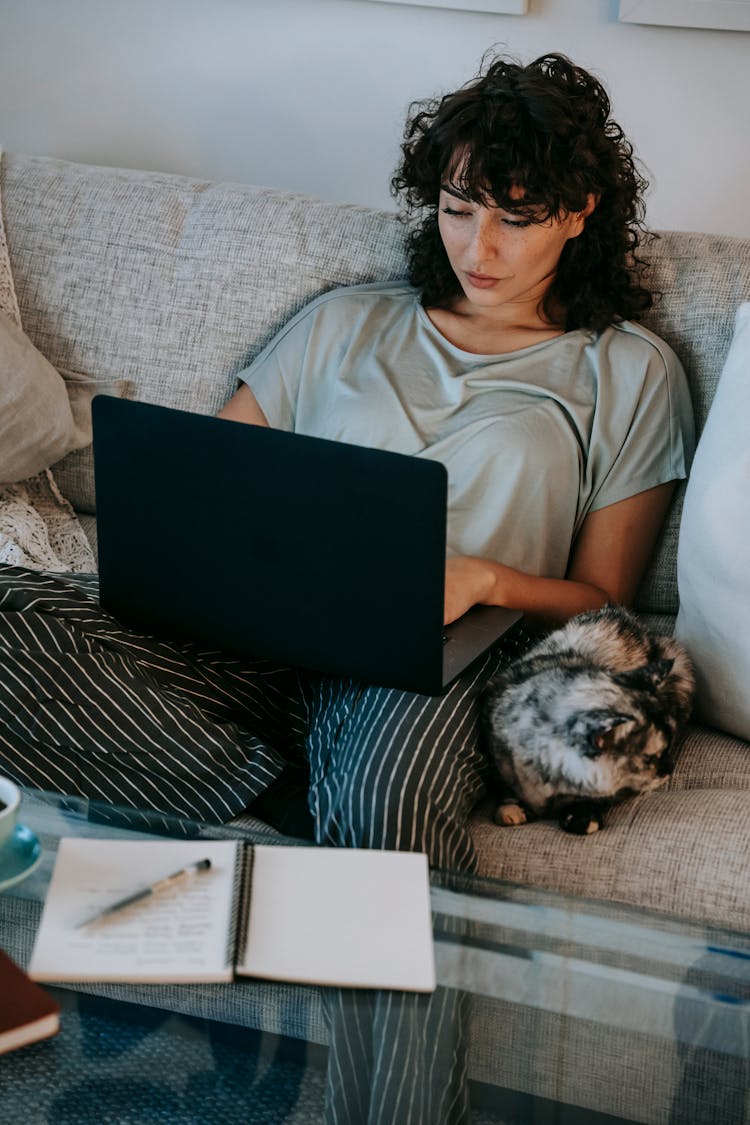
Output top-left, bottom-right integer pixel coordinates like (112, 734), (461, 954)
(91, 396), (521, 695)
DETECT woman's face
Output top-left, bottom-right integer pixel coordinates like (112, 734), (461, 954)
(437, 181), (593, 317)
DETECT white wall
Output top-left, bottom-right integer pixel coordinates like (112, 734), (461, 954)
(0, 0), (748, 236)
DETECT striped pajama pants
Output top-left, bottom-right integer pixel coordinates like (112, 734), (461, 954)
(0, 563), (532, 1122)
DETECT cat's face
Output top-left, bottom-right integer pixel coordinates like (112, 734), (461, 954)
(487, 666), (675, 816)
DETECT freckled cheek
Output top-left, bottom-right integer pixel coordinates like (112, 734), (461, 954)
(441, 235), (470, 275)
(438, 224), (465, 261)
(519, 243), (562, 278)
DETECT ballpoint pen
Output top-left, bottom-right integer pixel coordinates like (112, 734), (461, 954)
(76, 858), (212, 928)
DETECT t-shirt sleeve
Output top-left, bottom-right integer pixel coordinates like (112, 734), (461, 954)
(585, 326), (695, 515)
(234, 302), (319, 431)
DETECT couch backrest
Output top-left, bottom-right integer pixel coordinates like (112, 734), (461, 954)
(3, 154), (749, 614)
(632, 231), (750, 612)
(1, 153), (407, 504)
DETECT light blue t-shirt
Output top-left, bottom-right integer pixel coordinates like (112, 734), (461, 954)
(239, 282), (694, 579)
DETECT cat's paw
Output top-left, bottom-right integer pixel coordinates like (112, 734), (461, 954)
(494, 801), (528, 827)
(559, 806), (604, 835)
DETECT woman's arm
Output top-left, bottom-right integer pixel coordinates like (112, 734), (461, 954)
(216, 384), (270, 427)
(221, 383), (676, 627)
(444, 482), (676, 626)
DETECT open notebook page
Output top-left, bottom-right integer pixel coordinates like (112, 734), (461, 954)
(29, 837), (240, 983)
(237, 845), (436, 992)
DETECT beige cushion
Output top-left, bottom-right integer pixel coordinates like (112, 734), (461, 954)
(675, 303), (750, 740)
(0, 309), (87, 483)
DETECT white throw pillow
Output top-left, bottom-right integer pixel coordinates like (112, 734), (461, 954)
(0, 310), (87, 483)
(675, 302), (750, 740)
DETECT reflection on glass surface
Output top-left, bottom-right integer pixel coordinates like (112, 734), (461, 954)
(0, 789), (748, 1124)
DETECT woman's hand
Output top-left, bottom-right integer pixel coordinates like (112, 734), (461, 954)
(444, 552), (608, 628)
(444, 556), (495, 624)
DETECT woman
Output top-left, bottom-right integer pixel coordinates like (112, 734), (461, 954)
(215, 54), (693, 1121)
(0, 52), (693, 1123)
(214, 53), (693, 861)
(222, 60), (688, 632)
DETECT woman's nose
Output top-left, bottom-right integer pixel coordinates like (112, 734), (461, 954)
(469, 215), (499, 263)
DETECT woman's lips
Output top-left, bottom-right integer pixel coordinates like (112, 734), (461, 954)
(465, 271), (500, 289)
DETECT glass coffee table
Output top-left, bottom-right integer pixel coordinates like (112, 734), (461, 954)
(1, 788), (748, 1125)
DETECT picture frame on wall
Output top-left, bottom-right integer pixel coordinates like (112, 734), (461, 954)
(361, 0), (528, 13)
(618, 1), (750, 31)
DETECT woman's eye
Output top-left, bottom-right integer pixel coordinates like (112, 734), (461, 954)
(502, 218), (533, 228)
(441, 207), (471, 218)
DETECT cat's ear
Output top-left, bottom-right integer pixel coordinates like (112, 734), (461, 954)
(613, 658), (674, 693)
(587, 711), (632, 754)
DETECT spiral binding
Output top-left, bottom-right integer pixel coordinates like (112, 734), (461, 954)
(229, 844), (254, 969)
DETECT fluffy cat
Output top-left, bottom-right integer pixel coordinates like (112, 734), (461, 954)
(481, 605), (695, 834)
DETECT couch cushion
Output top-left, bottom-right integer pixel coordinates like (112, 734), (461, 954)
(635, 231), (750, 613)
(472, 722), (750, 932)
(669, 723), (750, 791)
(0, 154), (407, 514)
(0, 309), (85, 483)
(674, 303), (750, 740)
(472, 786), (750, 933)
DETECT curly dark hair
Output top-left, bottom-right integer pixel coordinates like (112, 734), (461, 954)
(391, 52), (653, 332)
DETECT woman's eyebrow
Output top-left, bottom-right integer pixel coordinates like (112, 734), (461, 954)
(440, 183), (472, 201)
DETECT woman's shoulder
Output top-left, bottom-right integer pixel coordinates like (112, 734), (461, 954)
(253, 280), (418, 356)
(594, 320), (685, 379)
(580, 320), (691, 413)
(587, 320), (694, 442)
(300, 279), (418, 319)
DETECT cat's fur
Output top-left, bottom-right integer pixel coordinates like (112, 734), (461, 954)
(481, 606), (695, 834)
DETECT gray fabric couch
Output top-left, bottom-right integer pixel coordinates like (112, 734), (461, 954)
(2, 153), (749, 1122)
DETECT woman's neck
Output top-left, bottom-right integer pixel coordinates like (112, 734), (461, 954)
(424, 298), (566, 356)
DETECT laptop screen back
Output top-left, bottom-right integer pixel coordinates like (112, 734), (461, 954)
(92, 396), (448, 693)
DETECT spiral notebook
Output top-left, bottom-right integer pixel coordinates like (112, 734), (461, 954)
(28, 838), (436, 992)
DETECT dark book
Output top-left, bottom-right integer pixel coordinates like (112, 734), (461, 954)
(0, 948), (60, 1054)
